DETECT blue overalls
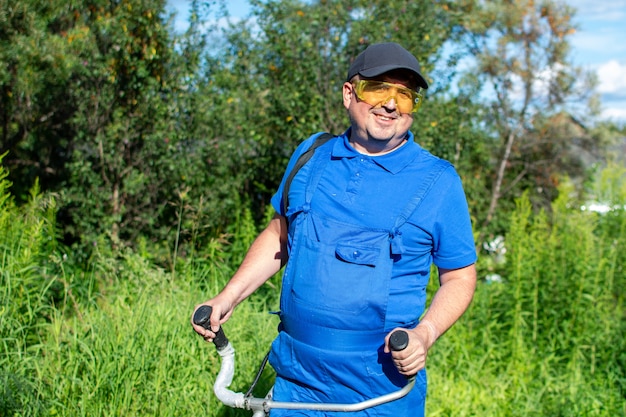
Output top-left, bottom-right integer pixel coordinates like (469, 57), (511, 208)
(268, 134), (454, 416)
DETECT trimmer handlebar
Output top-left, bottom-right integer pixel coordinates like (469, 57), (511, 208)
(193, 305), (229, 350)
(193, 304), (415, 416)
(388, 328), (409, 351)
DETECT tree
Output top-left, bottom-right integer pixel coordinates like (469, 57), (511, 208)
(3, 0), (611, 259)
(456, 0), (602, 239)
(60, 0), (182, 248)
(0, 0), (241, 256)
(0, 1), (80, 200)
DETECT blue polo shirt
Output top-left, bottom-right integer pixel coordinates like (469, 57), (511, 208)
(271, 129), (476, 326)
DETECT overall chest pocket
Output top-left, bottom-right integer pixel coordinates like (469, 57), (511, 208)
(335, 243), (379, 266)
(291, 237), (383, 315)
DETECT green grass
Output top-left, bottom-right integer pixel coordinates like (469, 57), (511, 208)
(1, 164), (625, 416)
(28, 247), (281, 417)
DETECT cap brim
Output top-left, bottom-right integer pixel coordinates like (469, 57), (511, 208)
(359, 65), (429, 89)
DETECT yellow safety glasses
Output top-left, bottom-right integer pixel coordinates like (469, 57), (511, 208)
(352, 80), (423, 114)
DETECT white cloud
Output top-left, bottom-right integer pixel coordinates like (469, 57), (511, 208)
(601, 105), (626, 122)
(597, 60), (626, 96)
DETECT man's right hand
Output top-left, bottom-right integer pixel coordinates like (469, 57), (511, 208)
(191, 295), (234, 343)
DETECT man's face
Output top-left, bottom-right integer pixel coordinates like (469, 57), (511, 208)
(343, 71), (416, 148)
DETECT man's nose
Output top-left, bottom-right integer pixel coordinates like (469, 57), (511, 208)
(381, 95), (398, 110)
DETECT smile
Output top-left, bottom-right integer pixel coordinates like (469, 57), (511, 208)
(374, 113), (397, 121)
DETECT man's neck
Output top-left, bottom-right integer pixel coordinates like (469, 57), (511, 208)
(349, 136), (408, 156)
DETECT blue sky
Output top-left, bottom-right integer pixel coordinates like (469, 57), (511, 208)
(567, 0), (626, 123)
(166, 0), (626, 124)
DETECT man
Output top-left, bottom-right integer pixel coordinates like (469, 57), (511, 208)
(192, 42), (477, 416)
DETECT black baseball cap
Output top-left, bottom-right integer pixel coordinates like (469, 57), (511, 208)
(346, 42), (428, 89)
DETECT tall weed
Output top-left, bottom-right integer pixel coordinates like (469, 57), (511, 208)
(32, 198), (280, 416)
(427, 167), (625, 416)
(0, 164), (61, 415)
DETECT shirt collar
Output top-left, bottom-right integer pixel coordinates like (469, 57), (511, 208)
(332, 128), (422, 174)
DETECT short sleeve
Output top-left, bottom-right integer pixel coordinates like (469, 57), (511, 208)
(429, 168), (477, 269)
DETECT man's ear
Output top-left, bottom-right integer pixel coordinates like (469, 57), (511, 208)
(342, 82), (353, 110)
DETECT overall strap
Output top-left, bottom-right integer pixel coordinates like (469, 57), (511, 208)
(389, 158), (451, 254)
(282, 132), (335, 214)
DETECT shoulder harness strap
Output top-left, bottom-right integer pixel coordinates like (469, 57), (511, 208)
(282, 132), (335, 214)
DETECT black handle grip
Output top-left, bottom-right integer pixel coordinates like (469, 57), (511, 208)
(389, 330), (409, 351)
(193, 305), (229, 350)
